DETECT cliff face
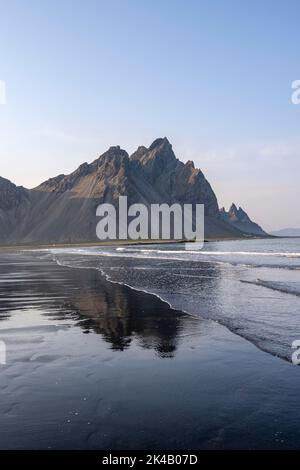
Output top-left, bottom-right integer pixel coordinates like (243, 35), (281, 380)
(0, 138), (257, 245)
(0, 177), (31, 242)
(0, 177), (28, 210)
(220, 203), (267, 236)
(130, 138), (219, 216)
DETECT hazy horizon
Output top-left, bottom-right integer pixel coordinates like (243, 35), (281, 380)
(1, 0), (300, 231)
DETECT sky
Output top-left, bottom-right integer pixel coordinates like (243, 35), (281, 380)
(0, 0), (300, 231)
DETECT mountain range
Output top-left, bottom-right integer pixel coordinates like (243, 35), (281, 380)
(0, 137), (268, 245)
(270, 228), (300, 237)
(220, 203), (267, 236)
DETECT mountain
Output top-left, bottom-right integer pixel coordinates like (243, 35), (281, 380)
(0, 177), (31, 241)
(220, 203), (268, 236)
(0, 138), (262, 245)
(270, 228), (300, 237)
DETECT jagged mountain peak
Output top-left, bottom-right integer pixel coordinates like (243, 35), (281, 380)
(93, 145), (129, 165)
(130, 137), (177, 183)
(229, 202), (238, 212)
(220, 203), (267, 236)
(130, 145), (148, 159)
(147, 137), (174, 160)
(0, 176), (28, 211)
(131, 137), (174, 160)
(228, 204), (251, 223)
(185, 160), (195, 169)
(0, 176), (17, 188)
(148, 137), (171, 151)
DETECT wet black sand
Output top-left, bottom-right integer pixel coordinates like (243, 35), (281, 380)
(0, 252), (300, 449)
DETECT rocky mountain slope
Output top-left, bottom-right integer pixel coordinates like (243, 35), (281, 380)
(0, 138), (265, 245)
(220, 203), (267, 236)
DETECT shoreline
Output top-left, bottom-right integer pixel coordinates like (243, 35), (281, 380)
(55, 251), (293, 365)
(0, 234), (277, 252)
(1, 250), (300, 449)
(48, 239), (300, 363)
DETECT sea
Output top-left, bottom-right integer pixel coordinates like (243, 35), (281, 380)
(49, 238), (300, 362)
(1, 238), (300, 449)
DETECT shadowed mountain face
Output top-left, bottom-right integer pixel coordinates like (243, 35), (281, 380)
(0, 177), (31, 241)
(220, 203), (267, 236)
(0, 138), (257, 244)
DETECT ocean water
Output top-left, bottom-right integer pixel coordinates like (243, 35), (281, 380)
(2, 251), (300, 449)
(47, 238), (300, 361)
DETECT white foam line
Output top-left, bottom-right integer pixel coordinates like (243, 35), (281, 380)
(52, 255), (201, 322)
(117, 248), (300, 257)
(34, 246), (300, 258)
(51, 254), (291, 362)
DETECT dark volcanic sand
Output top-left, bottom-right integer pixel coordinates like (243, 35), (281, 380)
(0, 251), (300, 449)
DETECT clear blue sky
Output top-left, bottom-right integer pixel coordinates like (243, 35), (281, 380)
(0, 0), (299, 230)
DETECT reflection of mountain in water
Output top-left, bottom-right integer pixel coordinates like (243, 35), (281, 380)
(62, 272), (187, 356)
(0, 252), (191, 357)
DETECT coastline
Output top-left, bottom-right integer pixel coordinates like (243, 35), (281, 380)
(0, 250), (300, 449)
(0, 234), (276, 252)
(48, 238), (300, 363)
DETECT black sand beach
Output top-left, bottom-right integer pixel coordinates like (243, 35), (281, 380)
(0, 250), (300, 449)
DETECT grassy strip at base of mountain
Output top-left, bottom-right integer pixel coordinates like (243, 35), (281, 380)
(0, 234), (273, 252)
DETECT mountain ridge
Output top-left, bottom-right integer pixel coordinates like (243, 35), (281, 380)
(220, 203), (267, 236)
(0, 138), (266, 245)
